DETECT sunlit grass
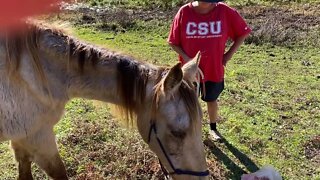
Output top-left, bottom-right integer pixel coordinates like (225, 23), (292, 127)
(72, 25), (320, 179)
(0, 0), (319, 179)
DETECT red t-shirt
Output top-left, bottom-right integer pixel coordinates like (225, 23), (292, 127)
(168, 2), (251, 82)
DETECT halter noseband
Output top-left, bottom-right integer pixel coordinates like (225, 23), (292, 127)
(147, 122), (210, 178)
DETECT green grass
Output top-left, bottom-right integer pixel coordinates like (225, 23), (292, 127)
(72, 22), (320, 179)
(73, 23), (174, 65)
(0, 1), (319, 179)
(219, 45), (319, 179)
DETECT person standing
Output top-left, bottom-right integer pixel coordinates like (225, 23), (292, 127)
(168, 0), (251, 140)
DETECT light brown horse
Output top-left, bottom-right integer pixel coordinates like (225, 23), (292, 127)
(0, 22), (209, 180)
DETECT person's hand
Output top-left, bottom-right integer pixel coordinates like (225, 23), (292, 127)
(223, 51), (233, 66)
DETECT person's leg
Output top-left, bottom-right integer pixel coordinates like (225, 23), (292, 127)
(207, 100), (218, 125)
(201, 81), (224, 140)
(207, 100), (222, 140)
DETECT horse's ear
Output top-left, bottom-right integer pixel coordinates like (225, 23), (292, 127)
(182, 51), (201, 82)
(162, 62), (183, 94)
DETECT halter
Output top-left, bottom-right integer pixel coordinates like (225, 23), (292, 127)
(147, 67), (209, 178)
(147, 122), (210, 178)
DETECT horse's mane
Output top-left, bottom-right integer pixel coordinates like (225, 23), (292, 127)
(2, 21), (201, 128)
(3, 21), (104, 74)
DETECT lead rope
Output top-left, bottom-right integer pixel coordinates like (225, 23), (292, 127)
(196, 67), (206, 98)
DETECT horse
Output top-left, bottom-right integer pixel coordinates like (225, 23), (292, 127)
(0, 21), (209, 180)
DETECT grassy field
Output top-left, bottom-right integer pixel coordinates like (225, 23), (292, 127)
(0, 0), (319, 179)
(72, 27), (320, 179)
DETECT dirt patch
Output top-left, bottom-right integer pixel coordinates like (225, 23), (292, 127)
(238, 5), (320, 45)
(57, 2), (320, 46)
(59, 118), (165, 179)
(60, 2), (178, 31)
(304, 135), (320, 164)
(59, 115), (227, 179)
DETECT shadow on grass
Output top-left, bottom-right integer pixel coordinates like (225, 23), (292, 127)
(204, 133), (259, 180)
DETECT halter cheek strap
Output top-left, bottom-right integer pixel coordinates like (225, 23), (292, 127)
(147, 123), (210, 178)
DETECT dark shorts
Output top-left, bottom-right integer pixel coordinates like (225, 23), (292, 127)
(199, 81), (224, 102)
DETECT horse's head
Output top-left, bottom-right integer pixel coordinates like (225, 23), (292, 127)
(137, 52), (209, 179)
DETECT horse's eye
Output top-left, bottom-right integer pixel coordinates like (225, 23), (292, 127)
(171, 130), (186, 139)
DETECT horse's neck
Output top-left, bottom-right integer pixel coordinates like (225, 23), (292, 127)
(32, 31), (113, 103)
(63, 52), (157, 107)
(22, 29), (158, 108)
(66, 58), (120, 103)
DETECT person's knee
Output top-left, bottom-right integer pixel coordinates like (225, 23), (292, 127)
(207, 100), (217, 108)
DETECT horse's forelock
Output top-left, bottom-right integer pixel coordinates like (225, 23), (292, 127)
(178, 81), (202, 131)
(152, 73), (201, 131)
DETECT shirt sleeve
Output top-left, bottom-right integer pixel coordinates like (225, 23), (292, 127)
(167, 10), (182, 46)
(227, 8), (251, 41)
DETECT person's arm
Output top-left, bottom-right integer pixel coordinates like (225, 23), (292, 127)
(169, 43), (192, 63)
(223, 33), (249, 66)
